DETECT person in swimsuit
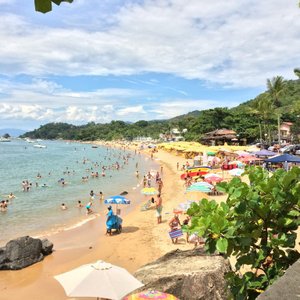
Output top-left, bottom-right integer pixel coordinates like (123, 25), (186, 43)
(169, 214), (181, 244)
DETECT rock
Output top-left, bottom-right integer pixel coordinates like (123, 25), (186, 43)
(257, 259), (300, 300)
(41, 238), (53, 255)
(0, 236), (53, 270)
(134, 249), (230, 300)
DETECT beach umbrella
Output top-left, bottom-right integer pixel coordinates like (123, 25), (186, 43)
(104, 195), (130, 205)
(228, 168), (244, 177)
(265, 153), (300, 163)
(141, 187), (158, 195)
(254, 149), (277, 157)
(189, 182), (214, 188)
(105, 195), (130, 213)
(186, 182), (213, 193)
(204, 174), (223, 183)
(123, 290), (179, 299)
(55, 260), (144, 300)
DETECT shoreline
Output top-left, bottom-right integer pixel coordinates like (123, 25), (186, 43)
(0, 140), (152, 247)
(1, 141), (298, 300)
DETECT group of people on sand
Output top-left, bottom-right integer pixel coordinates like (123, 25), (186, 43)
(168, 213), (204, 247)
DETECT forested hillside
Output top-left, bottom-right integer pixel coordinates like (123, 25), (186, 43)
(22, 77), (300, 143)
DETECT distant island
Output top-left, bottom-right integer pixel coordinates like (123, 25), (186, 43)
(0, 128), (26, 137)
(22, 77), (300, 144)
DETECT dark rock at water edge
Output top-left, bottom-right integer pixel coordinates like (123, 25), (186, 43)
(0, 236), (53, 270)
(134, 249), (231, 300)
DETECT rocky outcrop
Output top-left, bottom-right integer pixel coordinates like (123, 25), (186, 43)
(134, 249), (230, 300)
(0, 236), (53, 270)
(257, 259), (300, 300)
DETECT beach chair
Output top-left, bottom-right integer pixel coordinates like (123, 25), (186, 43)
(141, 200), (152, 211)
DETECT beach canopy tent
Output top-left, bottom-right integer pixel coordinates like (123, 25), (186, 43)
(254, 149), (277, 157)
(265, 154), (300, 163)
(54, 260), (144, 300)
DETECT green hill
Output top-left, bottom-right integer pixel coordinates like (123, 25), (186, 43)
(22, 78), (300, 143)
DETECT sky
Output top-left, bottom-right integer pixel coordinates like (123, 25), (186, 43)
(0, 0), (299, 130)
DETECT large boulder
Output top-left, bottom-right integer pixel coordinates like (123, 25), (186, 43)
(0, 236), (53, 270)
(134, 249), (230, 300)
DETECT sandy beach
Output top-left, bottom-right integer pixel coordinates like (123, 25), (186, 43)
(0, 143), (298, 300)
(0, 143), (201, 300)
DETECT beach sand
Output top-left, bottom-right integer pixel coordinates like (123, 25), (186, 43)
(0, 144), (298, 300)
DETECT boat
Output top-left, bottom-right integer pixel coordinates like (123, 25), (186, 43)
(33, 144), (47, 148)
(0, 137), (11, 142)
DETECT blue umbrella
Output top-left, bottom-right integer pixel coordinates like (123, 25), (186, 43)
(104, 195), (130, 205)
(265, 153), (300, 163)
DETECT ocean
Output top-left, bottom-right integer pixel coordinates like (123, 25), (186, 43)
(0, 139), (157, 246)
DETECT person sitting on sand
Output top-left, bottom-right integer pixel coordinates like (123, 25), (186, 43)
(169, 214), (181, 244)
(188, 232), (205, 248)
(61, 203), (68, 210)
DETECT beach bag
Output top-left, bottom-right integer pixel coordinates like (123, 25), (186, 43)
(169, 229), (183, 239)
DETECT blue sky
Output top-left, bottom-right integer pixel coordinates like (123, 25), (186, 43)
(0, 0), (299, 130)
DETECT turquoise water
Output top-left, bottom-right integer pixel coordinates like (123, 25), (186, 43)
(0, 140), (156, 245)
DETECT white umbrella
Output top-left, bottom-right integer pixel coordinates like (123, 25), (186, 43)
(54, 260), (144, 300)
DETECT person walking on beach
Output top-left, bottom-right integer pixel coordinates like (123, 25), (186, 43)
(155, 194), (163, 224)
(157, 178), (164, 194)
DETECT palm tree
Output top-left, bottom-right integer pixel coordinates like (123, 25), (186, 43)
(266, 76), (286, 107)
(250, 94), (275, 143)
(294, 68), (300, 79)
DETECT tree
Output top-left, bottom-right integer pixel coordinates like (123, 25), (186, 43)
(266, 76), (286, 107)
(187, 166), (300, 299)
(3, 133), (10, 138)
(294, 68), (300, 79)
(35, 0), (73, 14)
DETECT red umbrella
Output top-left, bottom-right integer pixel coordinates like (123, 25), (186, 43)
(124, 290), (179, 299)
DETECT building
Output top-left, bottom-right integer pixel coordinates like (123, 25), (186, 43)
(201, 129), (237, 146)
(280, 122), (293, 142)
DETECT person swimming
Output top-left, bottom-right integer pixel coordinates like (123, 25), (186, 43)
(61, 203), (68, 210)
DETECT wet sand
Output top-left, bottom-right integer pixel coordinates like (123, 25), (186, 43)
(0, 144), (298, 300)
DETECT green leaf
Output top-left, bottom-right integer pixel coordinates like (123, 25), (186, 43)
(35, 0), (52, 13)
(216, 237), (228, 253)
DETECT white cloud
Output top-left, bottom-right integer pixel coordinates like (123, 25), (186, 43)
(0, 1), (298, 87)
(116, 105), (146, 116)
